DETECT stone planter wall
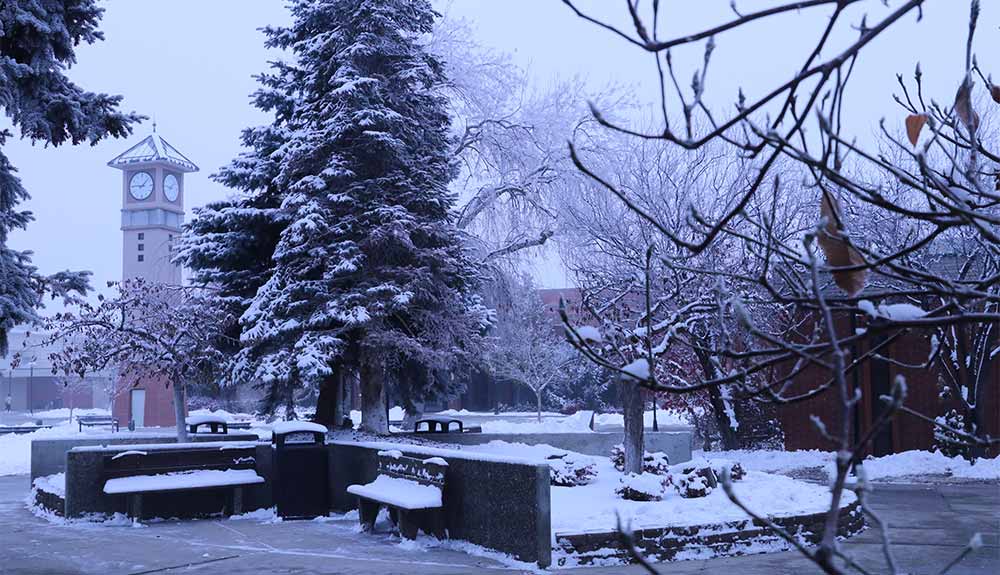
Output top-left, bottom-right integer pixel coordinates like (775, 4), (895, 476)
(555, 501), (864, 566)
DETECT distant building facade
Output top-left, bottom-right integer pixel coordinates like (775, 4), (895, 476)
(0, 329), (111, 412)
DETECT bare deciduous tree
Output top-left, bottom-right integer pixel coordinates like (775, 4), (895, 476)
(558, 0), (998, 572)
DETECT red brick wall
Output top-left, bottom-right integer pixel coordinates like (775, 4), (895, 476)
(112, 373), (183, 428)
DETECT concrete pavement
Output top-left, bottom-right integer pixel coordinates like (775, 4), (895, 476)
(0, 475), (996, 574)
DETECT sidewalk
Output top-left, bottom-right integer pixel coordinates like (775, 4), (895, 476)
(0, 475), (996, 574)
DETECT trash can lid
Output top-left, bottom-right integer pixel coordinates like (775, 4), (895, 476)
(271, 421), (328, 435)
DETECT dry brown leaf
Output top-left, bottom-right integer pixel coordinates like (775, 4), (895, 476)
(817, 192), (867, 296)
(955, 82), (979, 132)
(905, 114), (927, 146)
(992, 84), (1000, 104)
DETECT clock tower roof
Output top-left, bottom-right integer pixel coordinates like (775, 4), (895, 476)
(108, 132), (199, 173)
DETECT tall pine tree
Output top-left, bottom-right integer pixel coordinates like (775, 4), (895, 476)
(182, 0), (489, 428)
(0, 1), (140, 354)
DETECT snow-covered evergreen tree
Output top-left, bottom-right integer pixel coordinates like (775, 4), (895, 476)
(0, 0), (139, 355)
(181, 0), (490, 429)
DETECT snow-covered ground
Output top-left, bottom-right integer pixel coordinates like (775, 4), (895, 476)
(699, 449), (1000, 482)
(465, 440), (850, 533)
(431, 408), (689, 434)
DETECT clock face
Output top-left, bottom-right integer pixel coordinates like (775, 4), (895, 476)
(129, 172), (153, 200)
(163, 174), (179, 202)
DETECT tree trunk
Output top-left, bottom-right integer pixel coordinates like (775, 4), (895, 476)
(172, 380), (188, 443)
(536, 392), (543, 423)
(621, 378), (644, 474)
(314, 364), (342, 428)
(360, 356), (388, 434)
(694, 347), (740, 450)
(402, 401), (423, 431)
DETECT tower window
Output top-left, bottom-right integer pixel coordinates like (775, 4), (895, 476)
(137, 244), (144, 252)
(138, 232), (144, 240)
(137, 255), (144, 262)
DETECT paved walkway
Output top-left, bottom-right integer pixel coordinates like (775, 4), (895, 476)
(0, 475), (996, 574)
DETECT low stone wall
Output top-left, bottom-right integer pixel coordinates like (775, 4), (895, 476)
(31, 432), (259, 480)
(554, 501), (864, 566)
(63, 441), (272, 519)
(410, 429), (693, 464)
(329, 440), (552, 567)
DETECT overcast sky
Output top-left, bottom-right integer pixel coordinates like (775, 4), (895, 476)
(4, 0), (996, 306)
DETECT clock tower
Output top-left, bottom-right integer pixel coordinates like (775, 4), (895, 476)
(108, 131), (198, 285)
(107, 131), (198, 428)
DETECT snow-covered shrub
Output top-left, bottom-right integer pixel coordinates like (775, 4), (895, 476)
(547, 454), (598, 486)
(934, 409), (976, 462)
(643, 451), (671, 475)
(672, 461), (718, 498)
(610, 444), (671, 475)
(611, 444), (625, 471)
(706, 459), (745, 481)
(615, 472), (672, 501)
(676, 470), (712, 498)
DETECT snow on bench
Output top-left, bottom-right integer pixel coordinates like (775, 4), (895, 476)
(104, 468), (264, 495)
(271, 420), (328, 435)
(186, 414), (228, 425)
(347, 475), (442, 510)
(347, 451), (449, 539)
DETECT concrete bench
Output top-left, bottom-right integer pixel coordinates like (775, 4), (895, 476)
(77, 415), (119, 433)
(347, 451), (447, 539)
(101, 446), (262, 520)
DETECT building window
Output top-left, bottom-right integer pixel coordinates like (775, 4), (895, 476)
(137, 244), (144, 252)
(138, 232), (144, 240)
(137, 255), (144, 262)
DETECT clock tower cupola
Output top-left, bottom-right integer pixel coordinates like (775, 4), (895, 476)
(108, 131), (198, 285)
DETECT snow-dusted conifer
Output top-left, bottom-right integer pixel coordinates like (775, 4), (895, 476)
(0, 0), (139, 354)
(182, 0), (489, 428)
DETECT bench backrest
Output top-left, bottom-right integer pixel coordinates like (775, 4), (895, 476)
(101, 446), (258, 479)
(79, 416), (115, 423)
(377, 453), (447, 488)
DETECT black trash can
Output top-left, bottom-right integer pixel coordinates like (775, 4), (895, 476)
(271, 421), (329, 519)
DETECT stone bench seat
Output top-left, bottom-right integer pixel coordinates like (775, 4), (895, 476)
(104, 468), (264, 495)
(348, 451), (448, 539)
(346, 475), (442, 510)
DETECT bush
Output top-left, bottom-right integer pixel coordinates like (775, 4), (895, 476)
(611, 444), (671, 475)
(672, 460), (719, 498)
(547, 453), (599, 486)
(616, 472), (673, 501)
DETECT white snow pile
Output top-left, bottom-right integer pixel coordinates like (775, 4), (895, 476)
(32, 473), (66, 497)
(704, 448), (1000, 482)
(0, 418), (114, 476)
(850, 450), (1000, 481)
(477, 409), (688, 434)
(858, 300), (927, 321)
